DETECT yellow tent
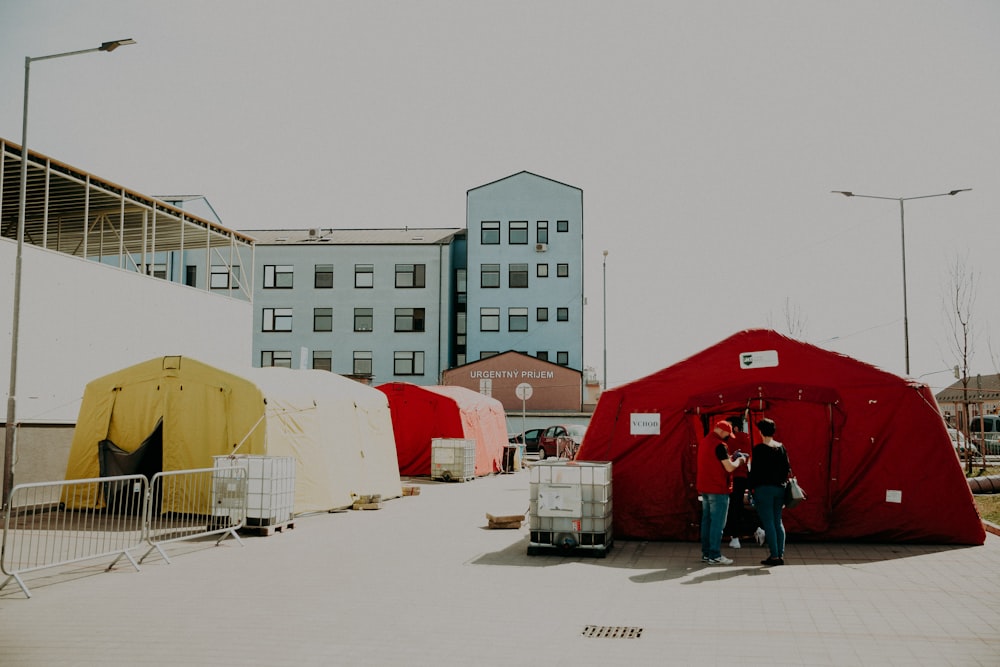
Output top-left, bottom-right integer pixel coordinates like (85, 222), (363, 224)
(64, 356), (401, 514)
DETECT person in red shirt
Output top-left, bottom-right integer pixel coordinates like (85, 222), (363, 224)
(697, 419), (747, 564)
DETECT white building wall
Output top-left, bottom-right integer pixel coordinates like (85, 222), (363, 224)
(251, 242), (453, 384)
(0, 239), (253, 424)
(466, 172), (584, 369)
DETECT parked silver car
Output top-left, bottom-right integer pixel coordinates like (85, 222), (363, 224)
(969, 416), (1000, 455)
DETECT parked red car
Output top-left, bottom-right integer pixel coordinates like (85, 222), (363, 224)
(536, 424), (587, 460)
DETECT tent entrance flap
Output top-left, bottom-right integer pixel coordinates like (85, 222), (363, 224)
(98, 420), (163, 513)
(689, 397), (836, 536)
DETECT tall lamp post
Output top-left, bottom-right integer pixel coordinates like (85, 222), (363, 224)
(832, 188), (971, 375)
(602, 250), (608, 391)
(3, 39), (136, 508)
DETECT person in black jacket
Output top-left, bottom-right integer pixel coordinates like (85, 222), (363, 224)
(748, 418), (790, 566)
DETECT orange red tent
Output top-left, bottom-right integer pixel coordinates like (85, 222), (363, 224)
(376, 383), (507, 477)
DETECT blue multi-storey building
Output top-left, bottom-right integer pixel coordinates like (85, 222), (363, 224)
(246, 171), (584, 386)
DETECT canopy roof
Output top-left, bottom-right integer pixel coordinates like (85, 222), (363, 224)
(1, 138), (253, 297)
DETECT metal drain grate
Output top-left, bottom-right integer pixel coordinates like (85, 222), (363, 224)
(582, 625), (643, 639)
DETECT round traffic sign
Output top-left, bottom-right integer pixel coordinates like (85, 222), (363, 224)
(515, 382), (533, 400)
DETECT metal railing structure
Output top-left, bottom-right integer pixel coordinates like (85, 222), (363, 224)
(1, 465), (248, 598)
(1, 475), (147, 598)
(140, 466), (247, 565)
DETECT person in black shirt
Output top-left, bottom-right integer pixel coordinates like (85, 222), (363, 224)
(748, 418), (791, 566)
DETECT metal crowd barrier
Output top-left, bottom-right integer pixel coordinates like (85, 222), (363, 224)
(1, 466), (249, 598)
(140, 466), (247, 565)
(1, 475), (147, 598)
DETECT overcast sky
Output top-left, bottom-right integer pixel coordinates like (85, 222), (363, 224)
(2, 1), (998, 391)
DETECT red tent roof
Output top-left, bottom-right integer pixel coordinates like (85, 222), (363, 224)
(376, 383), (506, 477)
(576, 329), (985, 545)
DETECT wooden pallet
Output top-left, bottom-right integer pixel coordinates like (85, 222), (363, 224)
(352, 494), (383, 510)
(486, 513), (525, 529)
(242, 520), (295, 536)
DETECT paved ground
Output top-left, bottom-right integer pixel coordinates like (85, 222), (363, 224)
(2, 467), (999, 666)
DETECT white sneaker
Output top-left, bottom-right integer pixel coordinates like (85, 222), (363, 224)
(729, 537), (741, 549)
(706, 555), (733, 565)
(754, 527), (766, 546)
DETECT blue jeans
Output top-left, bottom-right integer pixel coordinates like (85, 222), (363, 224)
(701, 493), (730, 559)
(754, 485), (786, 559)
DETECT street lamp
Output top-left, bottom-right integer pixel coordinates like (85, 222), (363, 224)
(831, 188), (971, 375)
(602, 250), (608, 391)
(3, 38), (136, 508)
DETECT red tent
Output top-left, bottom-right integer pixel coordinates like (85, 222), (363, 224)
(576, 329), (985, 545)
(376, 383), (507, 477)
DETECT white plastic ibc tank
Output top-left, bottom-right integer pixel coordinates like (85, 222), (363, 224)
(431, 438), (476, 482)
(528, 460), (612, 554)
(213, 455), (295, 525)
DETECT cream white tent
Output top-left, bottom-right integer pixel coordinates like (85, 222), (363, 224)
(65, 357), (402, 514)
(243, 366), (403, 512)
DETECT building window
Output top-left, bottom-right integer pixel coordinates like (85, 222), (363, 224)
(537, 263), (548, 278)
(557, 220), (569, 233)
(509, 221), (528, 244)
(395, 264), (426, 288)
(313, 350), (332, 372)
(263, 265), (293, 289)
(537, 221), (549, 244)
(456, 268), (467, 293)
(456, 311), (466, 335)
(481, 263), (500, 288)
(262, 350), (292, 368)
(355, 264), (374, 288)
(557, 263), (569, 277)
(354, 307), (373, 332)
(557, 307), (569, 322)
(537, 307), (548, 322)
(481, 221), (500, 244)
(557, 351), (569, 365)
(480, 307), (500, 332)
(395, 308), (425, 332)
(145, 263), (167, 279)
(262, 308), (293, 332)
(537, 351), (549, 362)
(314, 307), (333, 332)
(211, 265), (240, 289)
(480, 351), (499, 360)
(509, 263), (528, 288)
(353, 351), (373, 376)
(185, 265), (197, 287)
(509, 307), (528, 332)
(394, 351), (425, 376)
(315, 264), (334, 288)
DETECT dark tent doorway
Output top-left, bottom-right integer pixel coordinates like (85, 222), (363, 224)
(98, 419), (163, 513)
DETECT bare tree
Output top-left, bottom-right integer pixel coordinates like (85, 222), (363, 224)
(943, 255), (980, 473)
(767, 297), (808, 339)
(783, 297), (807, 339)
